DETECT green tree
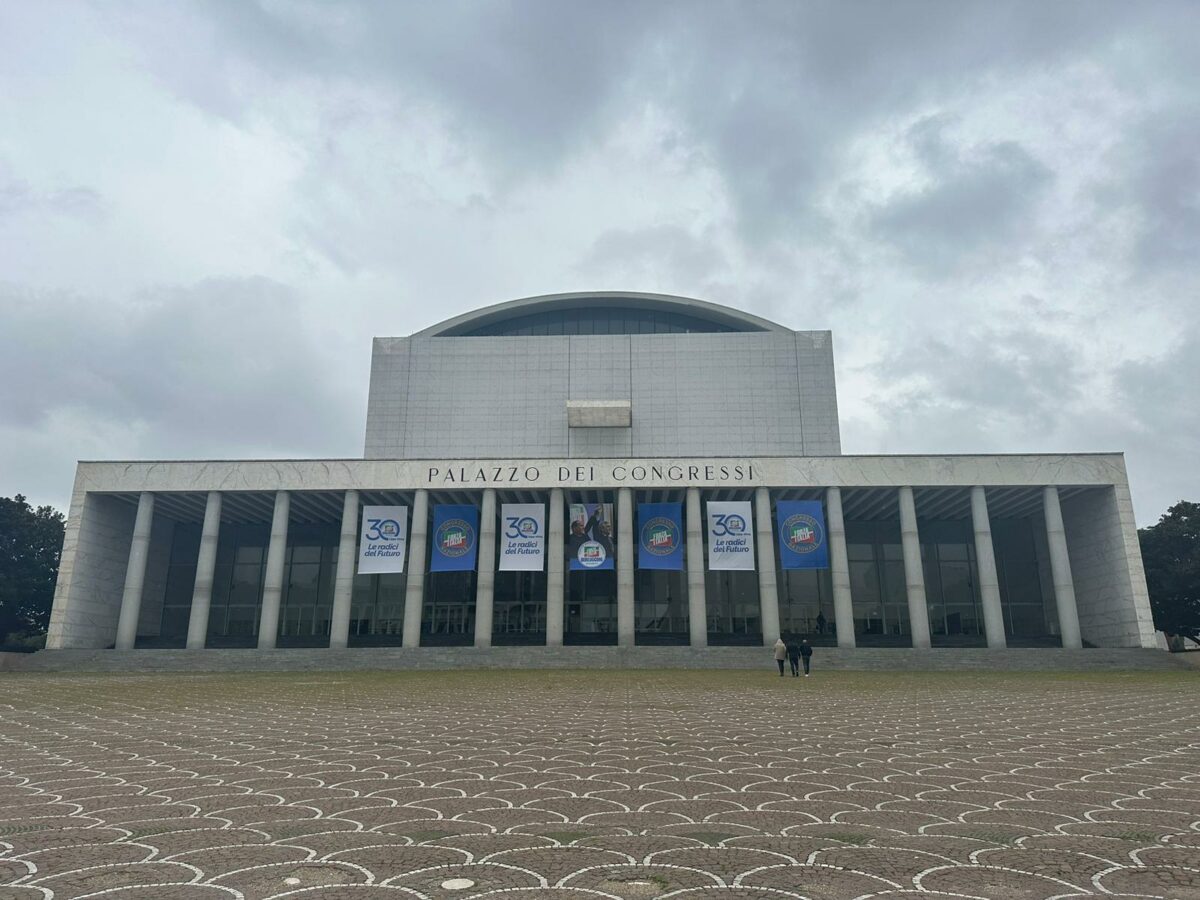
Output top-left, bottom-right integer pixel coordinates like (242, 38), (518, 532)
(1138, 501), (1200, 638)
(0, 494), (66, 642)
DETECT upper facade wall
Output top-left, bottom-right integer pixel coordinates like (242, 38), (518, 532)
(363, 331), (841, 459)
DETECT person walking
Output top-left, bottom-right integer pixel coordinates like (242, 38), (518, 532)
(786, 638), (801, 677)
(799, 638), (813, 676)
(773, 637), (787, 676)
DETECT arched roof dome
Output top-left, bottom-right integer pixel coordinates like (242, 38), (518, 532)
(416, 291), (789, 337)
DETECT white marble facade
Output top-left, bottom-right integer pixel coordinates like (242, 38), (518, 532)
(46, 452), (1156, 652)
(45, 294), (1158, 656)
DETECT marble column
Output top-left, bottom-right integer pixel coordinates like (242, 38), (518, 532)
(898, 486), (932, 650)
(185, 491), (222, 650)
(328, 489), (359, 650)
(114, 492), (155, 650)
(685, 488), (707, 648)
(971, 486), (1007, 649)
(754, 487), (781, 647)
(826, 486), (856, 648)
(474, 489), (497, 649)
(402, 490), (429, 648)
(257, 490), (290, 650)
(1043, 486), (1083, 649)
(617, 487), (635, 647)
(545, 489), (565, 647)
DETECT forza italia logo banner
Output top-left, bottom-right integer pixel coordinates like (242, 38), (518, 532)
(358, 505), (408, 575)
(430, 504), (479, 572)
(776, 500), (828, 569)
(638, 502), (684, 571)
(499, 503), (545, 571)
(706, 500), (755, 571)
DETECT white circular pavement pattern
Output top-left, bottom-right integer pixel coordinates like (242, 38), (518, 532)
(0, 668), (1198, 899)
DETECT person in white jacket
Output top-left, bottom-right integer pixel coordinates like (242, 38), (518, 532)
(773, 637), (787, 677)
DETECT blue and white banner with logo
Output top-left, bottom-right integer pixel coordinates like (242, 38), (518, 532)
(430, 504), (479, 572)
(568, 502), (615, 571)
(706, 500), (755, 571)
(776, 500), (829, 569)
(358, 505), (409, 574)
(638, 502), (684, 571)
(499, 503), (544, 571)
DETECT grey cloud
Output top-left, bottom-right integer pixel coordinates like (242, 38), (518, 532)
(863, 325), (1085, 451)
(870, 120), (1052, 273)
(125, 3), (1177, 220)
(105, 0), (1200, 279)
(0, 278), (362, 457)
(0, 166), (106, 220)
(122, 0), (664, 174)
(573, 225), (727, 285)
(856, 320), (1200, 520)
(1127, 114), (1200, 274)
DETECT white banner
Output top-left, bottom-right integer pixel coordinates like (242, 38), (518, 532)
(707, 501), (755, 570)
(358, 505), (409, 574)
(500, 503), (545, 571)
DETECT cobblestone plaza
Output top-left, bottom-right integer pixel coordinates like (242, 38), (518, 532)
(3, 669), (1199, 899)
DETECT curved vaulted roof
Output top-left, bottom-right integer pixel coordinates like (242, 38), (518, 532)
(415, 291), (789, 337)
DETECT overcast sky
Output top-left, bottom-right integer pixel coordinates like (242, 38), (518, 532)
(2, 1), (1197, 524)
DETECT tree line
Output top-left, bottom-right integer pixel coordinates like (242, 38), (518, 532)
(0, 494), (1197, 646)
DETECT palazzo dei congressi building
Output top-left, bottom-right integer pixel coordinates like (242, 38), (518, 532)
(47, 292), (1156, 656)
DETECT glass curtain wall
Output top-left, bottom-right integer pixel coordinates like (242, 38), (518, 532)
(277, 524), (338, 647)
(565, 571), (618, 643)
(493, 570), (547, 645)
(157, 522), (201, 647)
(422, 572), (476, 644)
(565, 492), (618, 645)
(705, 569), (762, 644)
(778, 569), (835, 644)
(349, 573), (407, 644)
(204, 524), (270, 646)
(634, 569), (689, 644)
(418, 498), (477, 646)
(459, 307), (738, 337)
(993, 517), (1059, 644)
(634, 494), (689, 645)
(922, 520), (984, 646)
(845, 521), (911, 645)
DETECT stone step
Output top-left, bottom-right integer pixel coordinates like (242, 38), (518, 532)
(4, 646), (1189, 674)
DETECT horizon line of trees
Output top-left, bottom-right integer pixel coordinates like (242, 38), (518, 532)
(1, 494), (1197, 646)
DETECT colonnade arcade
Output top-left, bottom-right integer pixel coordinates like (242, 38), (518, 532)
(108, 484), (1085, 652)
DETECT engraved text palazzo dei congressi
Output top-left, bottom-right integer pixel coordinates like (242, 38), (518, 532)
(427, 462), (758, 486)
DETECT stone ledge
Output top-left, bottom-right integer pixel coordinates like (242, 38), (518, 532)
(7, 646), (1188, 674)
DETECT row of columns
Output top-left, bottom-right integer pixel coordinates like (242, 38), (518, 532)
(113, 484), (1085, 651)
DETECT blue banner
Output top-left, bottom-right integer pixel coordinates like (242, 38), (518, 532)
(430, 504), (479, 572)
(776, 500), (829, 569)
(638, 502), (684, 570)
(568, 502), (615, 571)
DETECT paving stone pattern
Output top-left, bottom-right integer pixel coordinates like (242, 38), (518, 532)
(1, 669), (1199, 900)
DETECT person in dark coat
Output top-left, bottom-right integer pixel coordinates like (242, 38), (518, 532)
(799, 639), (813, 676)
(786, 638), (801, 677)
(566, 507), (604, 560)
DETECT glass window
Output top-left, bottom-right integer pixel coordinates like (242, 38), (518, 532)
(707, 569), (763, 642)
(451, 304), (749, 336)
(235, 545), (264, 565)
